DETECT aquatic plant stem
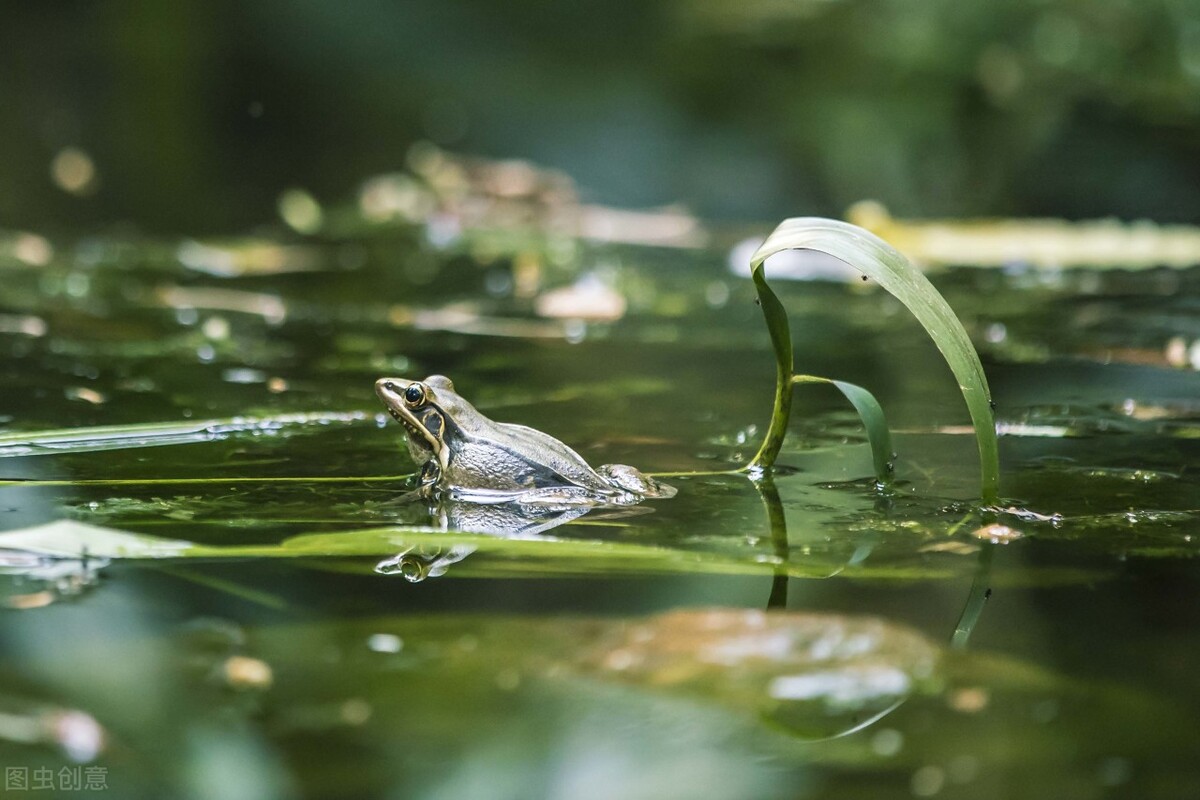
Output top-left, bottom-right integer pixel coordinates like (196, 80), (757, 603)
(747, 248), (795, 475)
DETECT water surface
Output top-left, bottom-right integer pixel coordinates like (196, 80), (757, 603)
(1, 221), (1198, 799)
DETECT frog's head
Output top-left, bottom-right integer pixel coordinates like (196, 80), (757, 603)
(375, 375), (464, 471)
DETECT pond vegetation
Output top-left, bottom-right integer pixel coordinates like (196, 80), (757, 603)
(2, 142), (1199, 797)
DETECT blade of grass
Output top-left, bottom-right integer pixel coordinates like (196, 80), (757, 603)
(0, 520), (957, 581)
(747, 217), (999, 503)
(0, 411), (373, 458)
(149, 563), (288, 610)
(792, 375), (894, 486)
(0, 474), (411, 487)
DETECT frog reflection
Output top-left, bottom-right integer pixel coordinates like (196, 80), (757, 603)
(376, 544), (475, 582)
(373, 495), (649, 581)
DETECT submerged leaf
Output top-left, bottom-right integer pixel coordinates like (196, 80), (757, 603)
(572, 607), (939, 739)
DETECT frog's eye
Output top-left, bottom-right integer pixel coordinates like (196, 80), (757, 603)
(404, 383), (426, 407)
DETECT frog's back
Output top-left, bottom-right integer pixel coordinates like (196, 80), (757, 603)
(445, 421), (611, 493)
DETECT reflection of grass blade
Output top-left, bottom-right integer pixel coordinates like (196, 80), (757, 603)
(149, 563), (288, 610)
(792, 375), (894, 486)
(748, 218), (999, 503)
(951, 541), (995, 648)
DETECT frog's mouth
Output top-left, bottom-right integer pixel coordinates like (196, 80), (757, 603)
(387, 405), (445, 459)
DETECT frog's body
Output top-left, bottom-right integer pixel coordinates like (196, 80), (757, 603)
(375, 375), (675, 503)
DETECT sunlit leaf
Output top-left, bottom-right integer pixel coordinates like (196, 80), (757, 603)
(748, 218), (999, 503)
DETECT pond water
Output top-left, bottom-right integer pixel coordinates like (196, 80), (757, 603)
(0, 216), (1198, 799)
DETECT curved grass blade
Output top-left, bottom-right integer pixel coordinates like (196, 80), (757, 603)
(792, 375), (894, 486)
(748, 218), (999, 503)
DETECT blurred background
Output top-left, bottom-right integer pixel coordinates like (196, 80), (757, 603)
(4, 0), (1200, 236)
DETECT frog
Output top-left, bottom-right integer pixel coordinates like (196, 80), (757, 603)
(374, 375), (676, 503)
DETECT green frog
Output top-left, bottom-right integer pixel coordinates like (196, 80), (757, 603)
(375, 375), (676, 503)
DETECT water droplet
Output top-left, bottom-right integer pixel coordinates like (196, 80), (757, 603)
(340, 698), (371, 725)
(221, 655), (273, 691)
(367, 633), (403, 654)
(705, 281), (730, 307)
(50, 147), (98, 195)
(948, 687), (990, 713)
(202, 316), (230, 341)
(564, 319), (586, 344)
(278, 188), (323, 234)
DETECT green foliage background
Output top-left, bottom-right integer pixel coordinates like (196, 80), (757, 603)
(3, 0), (1200, 233)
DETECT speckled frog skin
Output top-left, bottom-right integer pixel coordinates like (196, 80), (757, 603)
(375, 375), (675, 503)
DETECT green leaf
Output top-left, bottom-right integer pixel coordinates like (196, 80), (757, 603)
(0, 520), (956, 582)
(792, 375), (894, 485)
(748, 217), (999, 503)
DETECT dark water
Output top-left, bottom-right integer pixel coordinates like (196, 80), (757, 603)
(1, 222), (1198, 799)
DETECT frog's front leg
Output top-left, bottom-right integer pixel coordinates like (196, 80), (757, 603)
(416, 461), (443, 497)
